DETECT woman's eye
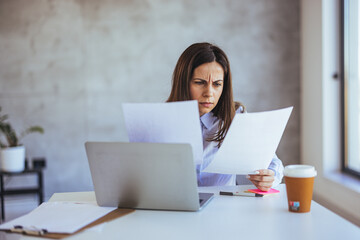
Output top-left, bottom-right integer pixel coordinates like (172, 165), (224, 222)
(194, 81), (204, 85)
(214, 82), (222, 87)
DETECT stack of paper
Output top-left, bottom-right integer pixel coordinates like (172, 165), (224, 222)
(0, 202), (116, 234)
(203, 107), (293, 174)
(122, 101), (292, 174)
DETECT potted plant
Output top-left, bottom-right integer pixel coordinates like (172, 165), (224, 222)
(0, 107), (44, 172)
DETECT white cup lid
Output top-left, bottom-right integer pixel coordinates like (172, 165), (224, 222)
(283, 165), (317, 178)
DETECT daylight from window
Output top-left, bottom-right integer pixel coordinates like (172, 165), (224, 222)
(344, 0), (360, 173)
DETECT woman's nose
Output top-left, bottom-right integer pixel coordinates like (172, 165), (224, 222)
(203, 85), (214, 97)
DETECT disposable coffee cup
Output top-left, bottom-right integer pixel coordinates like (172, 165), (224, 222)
(284, 165), (317, 213)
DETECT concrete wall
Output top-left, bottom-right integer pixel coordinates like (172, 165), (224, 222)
(0, 0), (299, 198)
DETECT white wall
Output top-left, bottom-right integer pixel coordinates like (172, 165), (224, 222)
(301, 0), (360, 226)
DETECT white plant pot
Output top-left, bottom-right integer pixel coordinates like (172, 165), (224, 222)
(0, 146), (26, 172)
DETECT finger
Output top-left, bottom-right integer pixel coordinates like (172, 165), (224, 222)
(248, 175), (274, 182)
(246, 169), (274, 181)
(249, 179), (259, 187)
(254, 181), (272, 191)
(247, 172), (274, 182)
(257, 169), (275, 176)
(251, 180), (271, 192)
(250, 181), (261, 190)
(257, 185), (271, 192)
(249, 180), (268, 189)
(258, 181), (273, 188)
(252, 179), (273, 187)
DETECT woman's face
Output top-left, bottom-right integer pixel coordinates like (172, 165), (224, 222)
(190, 61), (224, 116)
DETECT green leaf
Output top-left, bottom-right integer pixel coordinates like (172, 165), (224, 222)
(24, 126), (44, 135)
(19, 126), (44, 142)
(0, 123), (18, 147)
(0, 107), (44, 147)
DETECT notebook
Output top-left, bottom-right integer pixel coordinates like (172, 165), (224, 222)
(85, 142), (214, 211)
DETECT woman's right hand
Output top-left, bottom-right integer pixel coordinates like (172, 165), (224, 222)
(246, 169), (275, 192)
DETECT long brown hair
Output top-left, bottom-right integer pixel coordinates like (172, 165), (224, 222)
(167, 42), (236, 147)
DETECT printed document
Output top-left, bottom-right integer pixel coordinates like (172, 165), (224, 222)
(203, 107), (293, 174)
(122, 101), (203, 164)
(0, 202), (115, 234)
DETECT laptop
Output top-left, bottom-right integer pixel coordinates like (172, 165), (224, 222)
(85, 142), (214, 211)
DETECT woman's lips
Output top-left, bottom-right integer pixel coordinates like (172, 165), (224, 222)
(200, 102), (213, 108)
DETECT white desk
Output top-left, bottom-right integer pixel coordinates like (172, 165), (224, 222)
(3, 184), (360, 240)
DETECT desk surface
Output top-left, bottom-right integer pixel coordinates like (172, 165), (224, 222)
(4, 184), (360, 240)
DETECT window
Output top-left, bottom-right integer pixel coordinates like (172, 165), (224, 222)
(342, 0), (360, 177)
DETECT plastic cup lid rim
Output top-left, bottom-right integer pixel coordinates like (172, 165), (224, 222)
(284, 164), (317, 178)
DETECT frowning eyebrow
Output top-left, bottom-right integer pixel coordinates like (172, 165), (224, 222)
(192, 78), (223, 82)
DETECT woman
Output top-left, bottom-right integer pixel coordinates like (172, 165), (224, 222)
(167, 42), (284, 191)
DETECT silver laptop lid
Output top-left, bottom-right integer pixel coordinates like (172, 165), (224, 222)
(85, 142), (203, 211)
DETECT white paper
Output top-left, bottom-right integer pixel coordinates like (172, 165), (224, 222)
(0, 202), (116, 234)
(122, 101), (203, 164)
(203, 107), (293, 174)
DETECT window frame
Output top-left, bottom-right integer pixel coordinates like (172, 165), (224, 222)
(341, 0), (360, 178)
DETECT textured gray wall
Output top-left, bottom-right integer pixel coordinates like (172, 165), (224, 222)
(0, 0), (299, 198)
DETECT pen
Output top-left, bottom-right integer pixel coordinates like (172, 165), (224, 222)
(11, 225), (47, 236)
(247, 171), (260, 175)
(219, 191), (263, 197)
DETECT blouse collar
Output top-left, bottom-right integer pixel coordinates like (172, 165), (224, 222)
(200, 111), (216, 130)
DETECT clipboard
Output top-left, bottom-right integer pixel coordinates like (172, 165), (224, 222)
(40, 208), (134, 239)
(0, 203), (134, 239)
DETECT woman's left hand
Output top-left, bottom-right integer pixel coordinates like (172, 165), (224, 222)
(247, 169), (275, 192)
